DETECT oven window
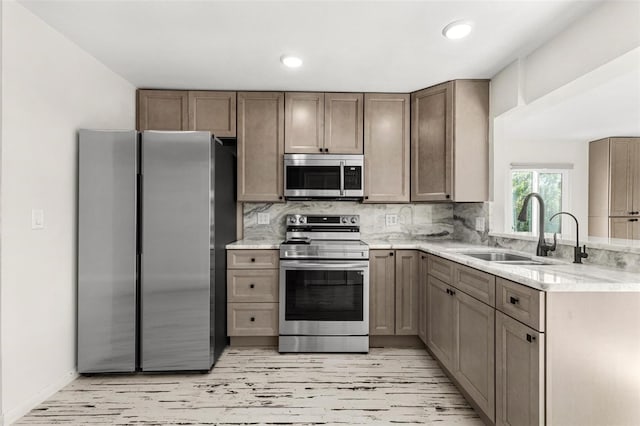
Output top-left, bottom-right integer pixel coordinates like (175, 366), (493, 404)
(285, 269), (363, 321)
(286, 166), (340, 190)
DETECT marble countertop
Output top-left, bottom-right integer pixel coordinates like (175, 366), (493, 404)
(227, 238), (640, 292)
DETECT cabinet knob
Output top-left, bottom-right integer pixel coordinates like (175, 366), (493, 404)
(250, 258), (256, 262)
(389, 252), (394, 257)
(250, 317), (255, 322)
(509, 296), (520, 305)
(526, 334), (536, 343)
(421, 255), (426, 259)
(445, 194), (450, 199)
(364, 196), (369, 200)
(249, 284), (255, 289)
(324, 148), (329, 153)
(319, 148), (323, 152)
(279, 196), (283, 200)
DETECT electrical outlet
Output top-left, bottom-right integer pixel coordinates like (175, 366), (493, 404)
(257, 213), (270, 225)
(385, 214), (398, 227)
(31, 209), (45, 230)
(475, 217), (485, 232)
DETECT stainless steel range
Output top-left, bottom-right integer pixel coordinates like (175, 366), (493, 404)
(279, 214), (369, 353)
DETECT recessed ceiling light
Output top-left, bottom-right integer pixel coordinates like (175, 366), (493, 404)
(281, 55), (303, 68)
(442, 20), (473, 40)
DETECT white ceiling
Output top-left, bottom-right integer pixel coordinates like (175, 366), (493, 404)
(19, 0), (600, 92)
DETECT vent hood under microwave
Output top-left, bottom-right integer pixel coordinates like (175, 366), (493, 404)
(284, 154), (364, 200)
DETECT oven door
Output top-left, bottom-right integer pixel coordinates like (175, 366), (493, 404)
(279, 260), (369, 336)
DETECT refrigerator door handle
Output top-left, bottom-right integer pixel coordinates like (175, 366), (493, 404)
(137, 173), (143, 255)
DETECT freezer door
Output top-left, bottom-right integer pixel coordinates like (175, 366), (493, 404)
(78, 129), (137, 373)
(141, 131), (212, 371)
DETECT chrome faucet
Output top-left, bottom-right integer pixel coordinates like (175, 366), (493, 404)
(517, 192), (557, 256)
(549, 211), (588, 264)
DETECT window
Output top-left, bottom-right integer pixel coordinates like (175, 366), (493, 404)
(508, 165), (571, 236)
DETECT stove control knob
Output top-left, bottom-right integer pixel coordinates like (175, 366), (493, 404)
(289, 217), (297, 224)
(342, 217), (348, 224)
(351, 217), (357, 224)
(299, 216), (306, 224)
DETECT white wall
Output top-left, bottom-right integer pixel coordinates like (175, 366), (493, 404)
(490, 1), (640, 240)
(0, 2), (135, 424)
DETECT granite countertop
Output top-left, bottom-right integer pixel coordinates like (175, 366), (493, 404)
(227, 238), (640, 292)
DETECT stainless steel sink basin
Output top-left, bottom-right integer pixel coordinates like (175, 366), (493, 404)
(462, 252), (553, 266)
(464, 252), (532, 262)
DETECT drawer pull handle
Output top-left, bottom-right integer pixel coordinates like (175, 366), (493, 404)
(509, 296), (520, 305)
(251, 258), (256, 262)
(526, 333), (535, 343)
(250, 317), (255, 322)
(249, 284), (255, 289)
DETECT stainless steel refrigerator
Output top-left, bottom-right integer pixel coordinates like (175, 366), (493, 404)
(77, 130), (236, 373)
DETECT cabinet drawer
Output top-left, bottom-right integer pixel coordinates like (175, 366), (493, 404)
(496, 278), (545, 332)
(227, 303), (278, 336)
(227, 269), (278, 303)
(227, 250), (279, 269)
(428, 255), (454, 283)
(454, 264), (496, 307)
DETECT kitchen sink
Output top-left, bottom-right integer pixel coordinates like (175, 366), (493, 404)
(462, 252), (553, 265)
(464, 252), (532, 262)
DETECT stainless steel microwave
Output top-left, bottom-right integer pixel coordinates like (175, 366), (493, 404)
(284, 154), (364, 199)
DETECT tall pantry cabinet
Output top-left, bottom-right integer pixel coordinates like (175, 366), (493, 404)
(589, 137), (640, 239)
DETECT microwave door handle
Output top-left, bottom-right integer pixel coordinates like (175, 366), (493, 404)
(340, 161), (345, 196)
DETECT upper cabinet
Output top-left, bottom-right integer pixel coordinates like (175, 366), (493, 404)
(137, 90), (189, 131)
(285, 92), (324, 153)
(188, 91), (236, 137)
(410, 80), (489, 202)
(285, 92), (363, 154)
(324, 93), (364, 154)
(137, 90), (236, 137)
(237, 92), (285, 203)
(588, 137), (640, 238)
(363, 93), (410, 203)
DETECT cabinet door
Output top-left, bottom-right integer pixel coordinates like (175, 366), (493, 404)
(426, 275), (456, 370)
(363, 93), (410, 203)
(137, 90), (188, 131)
(411, 82), (453, 201)
(324, 93), (363, 154)
(369, 250), (395, 335)
(418, 254), (428, 344)
(610, 217), (639, 239)
(285, 92), (324, 153)
(610, 138), (634, 216)
(455, 291), (495, 421)
(188, 91), (236, 137)
(496, 312), (544, 426)
(395, 250), (419, 335)
(237, 92), (285, 202)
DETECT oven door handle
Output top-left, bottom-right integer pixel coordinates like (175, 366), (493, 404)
(280, 260), (368, 270)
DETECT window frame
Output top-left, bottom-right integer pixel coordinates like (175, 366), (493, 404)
(506, 165), (572, 239)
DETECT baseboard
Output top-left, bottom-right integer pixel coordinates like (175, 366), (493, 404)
(369, 335), (425, 348)
(230, 336), (278, 347)
(3, 369), (78, 425)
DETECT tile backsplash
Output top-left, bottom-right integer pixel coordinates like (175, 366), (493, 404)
(243, 201), (455, 241)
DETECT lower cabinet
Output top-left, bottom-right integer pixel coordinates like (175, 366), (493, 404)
(227, 249), (279, 337)
(369, 250), (419, 336)
(456, 290), (495, 421)
(426, 255), (495, 422)
(426, 274), (456, 370)
(496, 311), (545, 426)
(418, 254), (428, 343)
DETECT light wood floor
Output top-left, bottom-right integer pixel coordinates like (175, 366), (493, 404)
(16, 347), (483, 425)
